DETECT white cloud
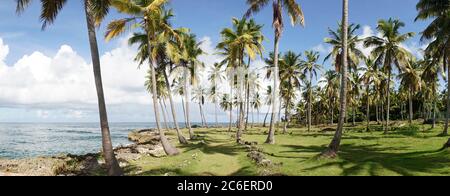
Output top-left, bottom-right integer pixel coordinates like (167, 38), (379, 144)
(312, 43), (332, 54)
(0, 36), (151, 118)
(36, 110), (49, 119)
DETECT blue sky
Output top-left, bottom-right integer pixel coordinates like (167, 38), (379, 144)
(0, 0), (431, 122)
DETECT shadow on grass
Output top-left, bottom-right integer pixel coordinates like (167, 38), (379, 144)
(290, 144), (450, 176)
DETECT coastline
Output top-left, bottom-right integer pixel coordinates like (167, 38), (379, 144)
(0, 129), (164, 176)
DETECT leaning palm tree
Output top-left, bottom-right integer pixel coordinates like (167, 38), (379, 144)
(127, 25), (189, 144)
(398, 59), (423, 126)
(364, 18), (414, 133)
(301, 50), (322, 132)
(322, 0), (349, 158)
(416, 0), (450, 138)
(246, 0), (305, 144)
(105, 0), (179, 155)
(16, 0), (123, 175)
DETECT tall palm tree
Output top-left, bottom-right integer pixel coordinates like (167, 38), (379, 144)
(361, 57), (384, 131)
(322, 0), (348, 158)
(398, 59), (423, 126)
(319, 70), (339, 125)
(178, 33), (204, 139)
(263, 85), (273, 127)
(193, 86), (209, 128)
(16, 0), (123, 176)
(416, 0), (450, 137)
(324, 23), (365, 73)
(364, 18), (414, 133)
(127, 25), (189, 144)
(220, 94), (233, 126)
(246, 0), (304, 144)
(280, 51), (302, 133)
(421, 56), (440, 129)
(301, 50), (322, 132)
(106, 0), (179, 155)
(208, 63), (226, 127)
(217, 17), (264, 143)
(251, 92), (262, 127)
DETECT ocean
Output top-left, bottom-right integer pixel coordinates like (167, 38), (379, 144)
(0, 122), (156, 159)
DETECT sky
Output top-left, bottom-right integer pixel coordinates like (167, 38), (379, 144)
(0, 0), (432, 123)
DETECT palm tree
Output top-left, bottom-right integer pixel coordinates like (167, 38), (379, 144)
(322, 0), (348, 158)
(246, 70), (262, 129)
(106, 0), (179, 155)
(179, 33), (204, 139)
(324, 23), (365, 73)
(301, 50), (322, 132)
(421, 56), (439, 129)
(208, 63), (226, 128)
(193, 86), (209, 128)
(246, 0), (304, 144)
(263, 85), (273, 127)
(416, 0), (450, 137)
(364, 18), (414, 133)
(127, 25), (189, 144)
(251, 92), (262, 127)
(217, 17), (264, 142)
(280, 51), (302, 133)
(361, 57), (384, 131)
(16, 0), (123, 176)
(398, 59), (423, 126)
(220, 94), (233, 126)
(319, 70), (339, 125)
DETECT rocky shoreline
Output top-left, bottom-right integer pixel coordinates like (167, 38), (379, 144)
(0, 129), (165, 176)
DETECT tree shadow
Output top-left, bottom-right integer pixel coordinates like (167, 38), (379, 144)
(297, 144), (450, 176)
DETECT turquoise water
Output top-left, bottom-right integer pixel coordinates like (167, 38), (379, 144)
(0, 122), (154, 159)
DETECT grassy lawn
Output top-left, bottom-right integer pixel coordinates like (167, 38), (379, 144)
(125, 121), (450, 176)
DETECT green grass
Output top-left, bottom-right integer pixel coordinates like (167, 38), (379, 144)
(125, 121), (450, 176)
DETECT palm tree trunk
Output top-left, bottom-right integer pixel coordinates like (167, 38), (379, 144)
(432, 99), (436, 129)
(84, 6), (122, 176)
(146, 28), (179, 156)
(181, 97), (188, 128)
(443, 53), (449, 136)
(162, 99), (172, 129)
(215, 102), (219, 128)
(283, 98), (290, 134)
(184, 68), (195, 139)
(263, 104), (270, 127)
(352, 107), (356, 126)
(308, 73), (312, 132)
(376, 99), (379, 124)
(409, 86), (413, 126)
(366, 85), (370, 132)
(385, 70), (391, 133)
(202, 104), (209, 128)
(323, 0), (348, 157)
(163, 71), (187, 144)
(159, 99), (170, 132)
(245, 82), (251, 131)
(266, 33), (279, 144)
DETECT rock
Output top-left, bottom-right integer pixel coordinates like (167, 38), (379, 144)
(148, 146), (166, 157)
(128, 129), (160, 144)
